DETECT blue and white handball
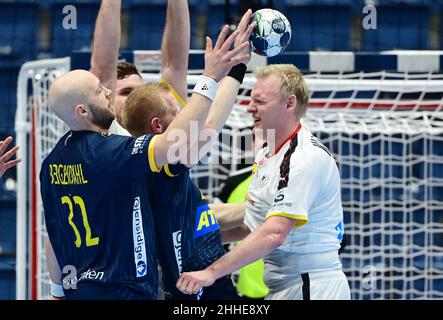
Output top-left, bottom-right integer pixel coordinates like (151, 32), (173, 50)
(250, 8), (292, 57)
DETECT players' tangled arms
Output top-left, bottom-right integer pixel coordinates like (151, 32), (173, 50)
(36, 0), (351, 300)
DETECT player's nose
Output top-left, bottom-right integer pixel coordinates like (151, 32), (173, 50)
(246, 101), (257, 113)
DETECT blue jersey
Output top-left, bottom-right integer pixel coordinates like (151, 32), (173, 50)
(148, 164), (234, 300)
(40, 131), (159, 300)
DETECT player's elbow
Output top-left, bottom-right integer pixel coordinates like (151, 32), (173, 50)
(90, 64), (115, 83)
(263, 221), (291, 250)
(263, 216), (295, 250)
(267, 231), (286, 250)
(163, 63), (187, 75)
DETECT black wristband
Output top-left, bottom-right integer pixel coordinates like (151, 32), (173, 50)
(227, 63), (247, 84)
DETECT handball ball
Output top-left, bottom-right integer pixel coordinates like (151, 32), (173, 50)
(249, 8), (292, 57)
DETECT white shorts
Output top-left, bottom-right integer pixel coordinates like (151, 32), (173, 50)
(265, 269), (351, 300)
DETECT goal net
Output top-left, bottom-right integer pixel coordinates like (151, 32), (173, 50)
(16, 58), (443, 299)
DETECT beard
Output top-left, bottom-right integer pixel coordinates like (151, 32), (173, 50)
(88, 103), (115, 130)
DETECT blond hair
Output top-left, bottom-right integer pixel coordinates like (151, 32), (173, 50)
(256, 64), (309, 117)
(122, 82), (170, 136)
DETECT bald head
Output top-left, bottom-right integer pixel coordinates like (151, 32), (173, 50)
(49, 70), (97, 122)
(48, 70), (114, 130)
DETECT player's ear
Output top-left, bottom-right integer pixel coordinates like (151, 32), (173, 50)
(74, 104), (88, 118)
(150, 117), (164, 134)
(287, 95), (297, 109)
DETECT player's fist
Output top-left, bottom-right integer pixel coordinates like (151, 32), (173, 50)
(176, 270), (216, 295)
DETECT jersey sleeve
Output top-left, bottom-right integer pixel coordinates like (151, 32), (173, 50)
(147, 134), (188, 177)
(265, 156), (318, 228)
(161, 163), (188, 177)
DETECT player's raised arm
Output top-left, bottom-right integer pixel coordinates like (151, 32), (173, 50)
(160, 0), (190, 105)
(204, 10), (255, 133)
(153, 26), (250, 169)
(0, 136), (21, 177)
(186, 10), (255, 166)
(90, 0), (121, 101)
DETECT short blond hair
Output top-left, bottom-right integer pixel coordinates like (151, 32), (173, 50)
(122, 82), (170, 136)
(256, 64), (309, 117)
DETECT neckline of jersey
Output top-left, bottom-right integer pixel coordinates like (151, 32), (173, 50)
(270, 123), (302, 157)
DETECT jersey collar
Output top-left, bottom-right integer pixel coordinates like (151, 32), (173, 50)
(272, 123), (302, 156)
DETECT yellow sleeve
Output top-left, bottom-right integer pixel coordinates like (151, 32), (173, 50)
(148, 136), (183, 177)
(160, 79), (187, 108)
(163, 164), (178, 177)
(265, 212), (308, 228)
(147, 135), (161, 173)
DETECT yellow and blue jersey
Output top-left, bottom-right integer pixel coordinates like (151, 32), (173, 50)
(148, 163), (235, 300)
(147, 81), (237, 300)
(40, 130), (159, 300)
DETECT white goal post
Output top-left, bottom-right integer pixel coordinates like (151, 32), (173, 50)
(16, 54), (443, 300)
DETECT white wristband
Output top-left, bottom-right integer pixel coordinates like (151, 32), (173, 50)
(50, 280), (65, 298)
(193, 75), (218, 102)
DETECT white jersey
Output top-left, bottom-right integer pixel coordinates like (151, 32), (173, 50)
(108, 119), (131, 136)
(244, 124), (345, 285)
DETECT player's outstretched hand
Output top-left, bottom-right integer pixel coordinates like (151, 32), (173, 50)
(203, 25), (251, 82)
(0, 136), (21, 177)
(233, 9), (256, 64)
(176, 269), (216, 295)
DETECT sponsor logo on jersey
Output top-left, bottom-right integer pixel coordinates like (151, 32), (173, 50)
(172, 230), (182, 273)
(194, 205), (220, 239)
(132, 196), (148, 277)
(335, 221), (344, 241)
(78, 268), (105, 281)
(137, 261), (147, 277)
(271, 192), (293, 208)
(132, 135), (149, 155)
(62, 267), (105, 289)
(274, 193), (285, 203)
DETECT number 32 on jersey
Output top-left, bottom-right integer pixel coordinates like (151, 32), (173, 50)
(61, 195), (100, 248)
